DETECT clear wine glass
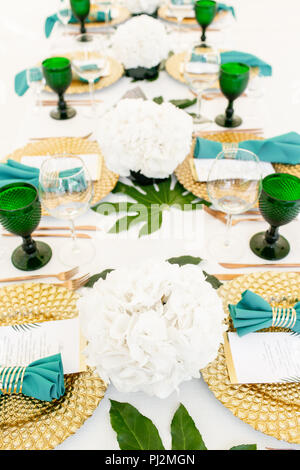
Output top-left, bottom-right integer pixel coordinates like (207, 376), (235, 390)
(39, 155), (95, 267)
(183, 45), (220, 128)
(206, 146), (262, 261)
(72, 33), (107, 118)
(26, 67), (44, 114)
(57, 0), (72, 36)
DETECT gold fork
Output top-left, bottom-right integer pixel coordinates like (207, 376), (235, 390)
(0, 266), (79, 283)
(54, 274), (90, 290)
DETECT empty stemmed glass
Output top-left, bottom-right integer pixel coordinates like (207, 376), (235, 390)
(72, 33), (106, 118)
(250, 173), (300, 260)
(215, 62), (250, 128)
(57, 0), (72, 36)
(39, 155), (95, 266)
(26, 67), (44, 114)
(183, 46), (220, 127)
(70, 0), (90, 38)
(206, 146), (262, 261)
(0, 183), (52, 271)
(194, 0), (217, 47)
(42, 57), (76, 120)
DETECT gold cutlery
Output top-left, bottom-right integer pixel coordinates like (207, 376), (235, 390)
(36, 225), (99, 231)
(3, 232), (92, 239)
(204, 206), (262, 225)
(219, 262), (300, 269)
(0, 266), (79, 283)
(29, 132), (93, 141)
(54, 274), (90, 290)
(213, 273), (245, 280)
(194, 128), (263, 136)
(41, 100), (102, 106)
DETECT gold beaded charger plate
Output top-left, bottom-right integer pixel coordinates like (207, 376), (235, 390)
(0, 283), (107, 450)
(4, 137), (119, 215)
(175, 131), (300, 202)
(44, 54), (124, 95)
(157, 5), (227, 27)
(201, 271), (300, 444)
(165, 51), (259, 85)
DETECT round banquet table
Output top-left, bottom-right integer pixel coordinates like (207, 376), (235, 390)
(0, 0), (300, 451)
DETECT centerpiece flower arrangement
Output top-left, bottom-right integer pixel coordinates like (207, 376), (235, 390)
(111, 15), (170, 80)
(78, 261), (226, 398)
(97, 98), (193, 184)
(123, 0), (161, 16)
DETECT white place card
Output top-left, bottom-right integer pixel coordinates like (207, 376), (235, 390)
(224, 332), (300, 384)
(72, 59), (110, 78)
(0, 317), (86, 374)
(191, 158), (274, 182)
(185, 62), (220, 75)
(20, 154), (102, 181)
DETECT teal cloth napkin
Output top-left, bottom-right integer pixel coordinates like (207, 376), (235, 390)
(45, 9), (112, 38)
(228, 290), (300, 336)
(170, 1), (235, 17)
(15, 68), (43, 97)
(194, 132), (300, 165)
(191, 51), (272, 77)
(0, 160), (86, 191)
(0, 354), (65, 401)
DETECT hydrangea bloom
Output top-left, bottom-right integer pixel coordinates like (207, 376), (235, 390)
(97, 98), (193, 178)
(111, 15), (170, 69)
(124, 0), (160, 15)
(78, 261), (226, 398)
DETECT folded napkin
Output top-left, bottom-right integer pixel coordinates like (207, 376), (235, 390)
(15, 68), (43, 97)
(194, 132), (300, 165)
(0, 160), (86, 191)
(45, 9), (112, 38)
(190, 51), (272, 77)
(229, 290), (300, 337)
(0, 353), (65, 401)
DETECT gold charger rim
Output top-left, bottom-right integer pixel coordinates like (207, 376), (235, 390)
(157, 5), (227, 26)
(3, 137), (119, 214)
(0, 282), (107, 450)
(68, 5), (131, 29)
(201, 271), (300, 444)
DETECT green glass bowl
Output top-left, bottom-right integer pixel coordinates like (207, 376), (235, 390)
(0, 183), (52, 271)
(250, 173), (300, 260)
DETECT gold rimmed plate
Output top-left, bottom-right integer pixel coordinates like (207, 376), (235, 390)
(0, 283), (106, 450)
(201, 271), (300, 444)
(158, 4), (227, 27)
(4, 137), (119, 215)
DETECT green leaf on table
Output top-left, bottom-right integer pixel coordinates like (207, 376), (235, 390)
(229, 444), (257, 450)
(203, 270), (223, 289)
(171, 404), (207, 450)
(93, 178), (208, 237)
(109, 400), (165, 450)
(84, 268), (114, 288)
(153, 95), (164, 105)
(167, 255), (202, 266)
(169, 98), (197, 109)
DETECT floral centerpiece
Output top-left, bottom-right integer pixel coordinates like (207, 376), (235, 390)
(78, 261), (226, 398)
(123, 0), (161, 16)
(111, 15), (170, 80)
(97, 98), (193, 184)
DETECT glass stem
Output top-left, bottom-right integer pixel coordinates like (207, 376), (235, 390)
(196, 92), (202, 121)
(89, 80), (96, 114)
(225, 100), (234, 125)
(80, 20), (86, 34)
(201, 27), (206, 44)
(22, 236), (37, 255)
(69, 219), (79, 253)
(224, 213), (233, 247)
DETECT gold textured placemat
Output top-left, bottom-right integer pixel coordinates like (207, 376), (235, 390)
(201, 271), (300, 444)
(175, 132), (300, 202)
(0, 283), (107, 450)
(165, 51), (259, 85)
(4, 137), (119, 214)
(157, 4), (227, 26)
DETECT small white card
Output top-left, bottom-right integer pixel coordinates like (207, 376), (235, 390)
(21, 154), (101, 181)
(192, 158), (274, 182)
(0, 317), (86, 374)
(224, 332), (300, 384)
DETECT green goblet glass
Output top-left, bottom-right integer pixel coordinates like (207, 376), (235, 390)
(194, 0), (217, 47)
(215, 62), (250, 128)
(42, 57), (76, 121)
(250, 173), (300, 261)
(0, 183), (52, 271)
(70, 0), (90, 37)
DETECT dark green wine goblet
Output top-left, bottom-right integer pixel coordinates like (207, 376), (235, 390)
(42, 57), (76, 120)
(250, 173), (300, 261)
(70, 0), (90, 37)
(0, 183), (52, 271)
(194, 0), (217, 47)
(215, 62), (250, 128)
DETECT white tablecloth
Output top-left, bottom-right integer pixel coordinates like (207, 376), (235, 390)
(0, 0), (300, 450)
